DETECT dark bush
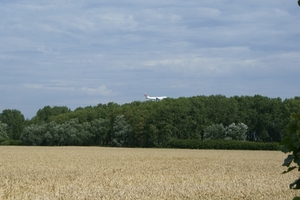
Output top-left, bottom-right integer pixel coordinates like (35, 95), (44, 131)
(0, 140), (23, 146)
(166, 139), (280, 151)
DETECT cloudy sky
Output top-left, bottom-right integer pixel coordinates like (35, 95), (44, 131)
(1, 0), (299, 118)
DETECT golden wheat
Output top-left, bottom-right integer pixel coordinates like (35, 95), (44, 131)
(0, 146), (299, 199)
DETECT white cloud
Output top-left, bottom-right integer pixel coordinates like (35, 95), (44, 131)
(81, 85), (113, 96)
(24, 83), (76, 92)
(24, 84), (44, 89)
(23, 81), (116, 96)
(0, 0), (299, 118)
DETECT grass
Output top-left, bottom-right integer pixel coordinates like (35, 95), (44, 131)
(0, 146), (299, 199)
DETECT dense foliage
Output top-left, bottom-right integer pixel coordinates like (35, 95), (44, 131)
(167, 139), (280, 150)
(1, 95), (300, 148)
(281, 112), (300, 194)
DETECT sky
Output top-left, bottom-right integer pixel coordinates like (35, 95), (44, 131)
(1, 0), (299, 119)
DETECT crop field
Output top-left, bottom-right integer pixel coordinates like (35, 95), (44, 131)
(0, 147), (299, 200)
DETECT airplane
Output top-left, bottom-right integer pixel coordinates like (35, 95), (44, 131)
(144, 93), (167, 101)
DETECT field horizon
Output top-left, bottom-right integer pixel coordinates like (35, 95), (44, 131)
(0, 146), (299, 199)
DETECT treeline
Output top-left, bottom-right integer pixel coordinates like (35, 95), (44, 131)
(166, 139), (280, 151)
(0, 95), (300, 148)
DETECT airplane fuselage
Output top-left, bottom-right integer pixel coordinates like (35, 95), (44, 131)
(144, 93), (167, 101)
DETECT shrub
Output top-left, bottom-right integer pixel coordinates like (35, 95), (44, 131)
(166, 139), (280, 151)
(0, 139), (23, 146)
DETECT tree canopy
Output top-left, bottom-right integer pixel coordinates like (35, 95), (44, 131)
(1, 95), (300, 147)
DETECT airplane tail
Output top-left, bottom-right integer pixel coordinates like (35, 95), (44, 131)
(144, 93), (148, 98)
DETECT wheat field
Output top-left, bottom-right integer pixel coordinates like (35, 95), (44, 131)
(0, 146), (299, 200)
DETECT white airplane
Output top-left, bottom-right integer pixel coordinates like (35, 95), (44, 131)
(144, 93), (167, 101)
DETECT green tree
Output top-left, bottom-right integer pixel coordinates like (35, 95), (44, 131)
(147, 124), (159, 146)
(155, 123), (176, 147)
(206, 95), (238, 126)
(20, 124), (46, 145)
(0, 121), (8, 143)
(281, 112), (300, 199)
(71, 106), (98, 123)
(61, 118), (92, 146)
(90, 118), (110, 145)
(203, 124), (226, 140)
(250, 95), (283, 142)
(225, 123), (248, 141)
(0, 109), (25, 140)
(16, 94), (300, 147)
(21, 118), (93, 146)
(46, 121), (65, 146)
(282, 97), (300, 132)
(34, 106), (71, 123)
(112, 115), (132, 146)
(234, 95), (284, 142)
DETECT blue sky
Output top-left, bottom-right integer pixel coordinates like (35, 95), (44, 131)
(1, 0), (299, 119)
